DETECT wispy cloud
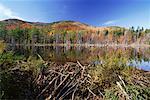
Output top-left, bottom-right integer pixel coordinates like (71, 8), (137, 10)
(103, 20), (118, 25)
(0, 3), (23, 20)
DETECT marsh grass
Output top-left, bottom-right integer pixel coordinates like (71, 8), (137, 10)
(89, 51), (132, 87)
(88, 51), (150, 99)
(0, 41), (5, 54)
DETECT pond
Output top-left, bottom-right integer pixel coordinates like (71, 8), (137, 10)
(6, 45), (150, 71)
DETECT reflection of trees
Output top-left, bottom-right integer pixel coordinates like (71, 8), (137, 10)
(86, 47), (150, 64)
(5, 45), (150, 64)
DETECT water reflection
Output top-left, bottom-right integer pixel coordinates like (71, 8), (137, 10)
(129, 60), (150, 71)
(6, 45), (150, 71)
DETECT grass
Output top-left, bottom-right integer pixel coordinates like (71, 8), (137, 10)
(89, 50), (132, 86)
(0, 41), (5, 54)
(88, 50), (150, 99)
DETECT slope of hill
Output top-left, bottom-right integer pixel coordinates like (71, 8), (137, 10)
(0, 19), (149, 45)
(0, 19), (124, 32)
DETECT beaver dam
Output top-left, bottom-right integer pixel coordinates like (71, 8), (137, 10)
(0, 45), (150, 100)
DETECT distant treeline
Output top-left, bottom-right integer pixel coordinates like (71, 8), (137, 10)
(0, 22), (150, 45)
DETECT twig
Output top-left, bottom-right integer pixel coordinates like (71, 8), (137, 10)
(98, 89), (104, 97)
(87, 88), (96, 97)
(118, 75), (126, 87)
(57, 82), (78, 99)
(116, 82), (130, 100)
(60, 75), (63, 82)
(77, 61), (85, 79)
(86, 92), (91, 99)
(72, 85), (78, 100)
(54, 76), (58, 89)
(37, 54), (44, 62)
(55, 69), (82, 99)
(37, 76), (58, 98)
(55, 74), (70, 90)
(35, 74), (42, 84)
(48, 70), (66, 76)
(45, 95), (52, 100)
(77, 61), (84, 69)
(50, 74), (70, 98)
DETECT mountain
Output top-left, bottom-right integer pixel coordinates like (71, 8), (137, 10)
(0, 19), (125, 32)
(0, 19), (48, 27)
(0, 19), (149, 45)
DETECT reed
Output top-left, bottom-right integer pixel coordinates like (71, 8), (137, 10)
(0, 41), (5, 54)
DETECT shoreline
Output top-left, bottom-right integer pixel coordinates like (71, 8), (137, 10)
(6, 43), (150, 48)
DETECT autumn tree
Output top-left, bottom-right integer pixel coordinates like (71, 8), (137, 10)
(0, 22), (7, 41)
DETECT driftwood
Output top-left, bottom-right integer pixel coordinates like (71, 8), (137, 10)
(33, 61), (100, 100)
(31, 57), (150, 100)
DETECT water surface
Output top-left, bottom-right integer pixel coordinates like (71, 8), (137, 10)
(6, 45), (150, 71)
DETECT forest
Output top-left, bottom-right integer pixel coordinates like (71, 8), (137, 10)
(0, 19), (150, 45)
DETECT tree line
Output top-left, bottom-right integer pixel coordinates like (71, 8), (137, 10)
(0, 22), (150, 45)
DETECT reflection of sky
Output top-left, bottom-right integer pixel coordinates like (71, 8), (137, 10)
(129, 60), (150, 71)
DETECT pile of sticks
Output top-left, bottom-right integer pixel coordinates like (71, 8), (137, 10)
(33, 61), (102, 100)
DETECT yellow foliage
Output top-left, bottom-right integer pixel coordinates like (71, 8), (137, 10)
(0, 41), (6, 54)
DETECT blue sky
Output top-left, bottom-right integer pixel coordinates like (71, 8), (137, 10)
(0, 0), (149, 28)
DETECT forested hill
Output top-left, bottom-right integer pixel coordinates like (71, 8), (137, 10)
(0, 19), (150, 45)
(0, 19), (124, 32)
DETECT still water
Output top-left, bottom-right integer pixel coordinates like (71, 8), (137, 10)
(6, 45), (150, 71)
